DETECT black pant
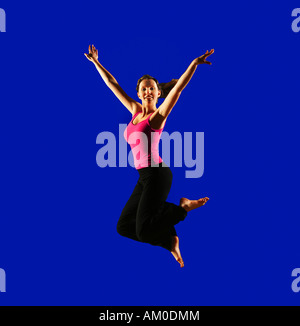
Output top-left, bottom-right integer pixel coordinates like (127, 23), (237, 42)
(117, 162), (188, 251)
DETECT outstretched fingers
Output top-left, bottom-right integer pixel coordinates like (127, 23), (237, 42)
(203, 49), (214, 65)
(84, 44), (99, 61)
(88, 44), (96, 54)
(204, 49), (214, 57)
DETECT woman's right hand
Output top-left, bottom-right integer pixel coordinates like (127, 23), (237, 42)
(194, 49), (214, 65)
(84, 44), (98, 62)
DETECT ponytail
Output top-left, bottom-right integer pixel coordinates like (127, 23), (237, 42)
(158, 79), (178, 98)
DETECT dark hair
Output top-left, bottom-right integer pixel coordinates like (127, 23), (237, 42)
(136, 74), (178, 99)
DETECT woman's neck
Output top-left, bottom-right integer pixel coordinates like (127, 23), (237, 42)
(141, 102), (157, 116)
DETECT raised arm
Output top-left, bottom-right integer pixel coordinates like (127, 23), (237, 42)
(158, 49), (214, 118)
(84, 45), (139, 114)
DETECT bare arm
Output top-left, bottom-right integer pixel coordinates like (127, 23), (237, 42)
(84, 45), (140, 114)
(158, 49), (214, 118)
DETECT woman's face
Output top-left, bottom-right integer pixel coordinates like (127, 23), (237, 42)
(138, 79), (161, 104)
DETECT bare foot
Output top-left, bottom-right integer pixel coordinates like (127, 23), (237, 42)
(180, 197), (209, 212)
(171, 236), (184, 268)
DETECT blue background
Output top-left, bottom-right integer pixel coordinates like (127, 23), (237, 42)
(0, 1), (300, 305)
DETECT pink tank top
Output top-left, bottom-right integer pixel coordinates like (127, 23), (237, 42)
(124, 111), (164, 169)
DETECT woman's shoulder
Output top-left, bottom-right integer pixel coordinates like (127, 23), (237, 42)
(148, 110), (167, 130)
(132, 102), (142, 116)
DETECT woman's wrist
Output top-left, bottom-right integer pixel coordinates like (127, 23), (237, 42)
(192, 58), (200, 66)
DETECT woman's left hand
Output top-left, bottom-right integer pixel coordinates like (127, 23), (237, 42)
(195, 49), (214, 65)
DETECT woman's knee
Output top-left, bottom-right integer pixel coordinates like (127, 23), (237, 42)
(116, 219), (127, 237)
(136, 227), (154, 243)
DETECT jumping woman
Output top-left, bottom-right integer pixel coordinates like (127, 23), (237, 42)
(85, 45), (214, 267)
